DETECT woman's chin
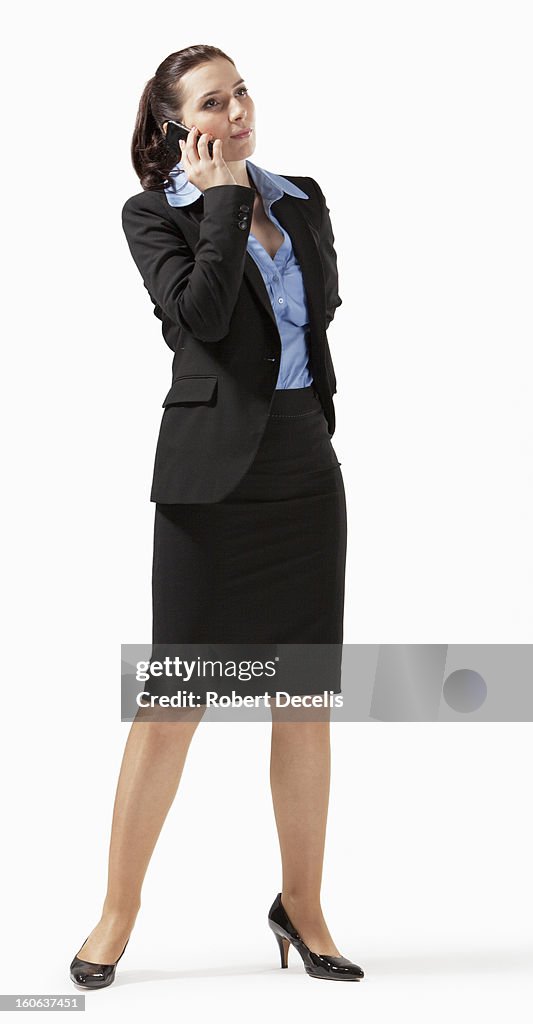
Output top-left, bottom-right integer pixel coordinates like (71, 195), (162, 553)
(224, 137), (256, 162)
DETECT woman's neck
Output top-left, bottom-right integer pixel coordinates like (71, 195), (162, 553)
(226, 159), (254, 189)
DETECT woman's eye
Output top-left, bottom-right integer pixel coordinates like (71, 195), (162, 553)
(203, 87), (249, 109)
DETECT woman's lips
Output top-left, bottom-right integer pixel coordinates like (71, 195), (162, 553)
(231, 128), (253, 139)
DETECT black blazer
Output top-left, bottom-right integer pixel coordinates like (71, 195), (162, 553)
(121, 176), (342, 503)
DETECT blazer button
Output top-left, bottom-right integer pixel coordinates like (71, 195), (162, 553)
(239, 203), (250, 212)
(238, 218), (248, 229)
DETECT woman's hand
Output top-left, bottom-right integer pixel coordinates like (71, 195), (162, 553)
(178, 127), (237, 191)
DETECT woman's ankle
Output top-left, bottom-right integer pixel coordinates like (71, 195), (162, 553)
(101, 900), (141, 926)
(281, 891), (323, 917)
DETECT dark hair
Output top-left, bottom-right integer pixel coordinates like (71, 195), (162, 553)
(131, 44), (236, 191)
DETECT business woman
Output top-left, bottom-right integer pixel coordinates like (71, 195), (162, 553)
(69, 44), (364, 988)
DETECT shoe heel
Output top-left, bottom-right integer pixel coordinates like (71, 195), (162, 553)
(270, 924), (290, 968)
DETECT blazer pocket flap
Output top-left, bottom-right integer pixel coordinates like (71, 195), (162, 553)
(162, 375), (218, 407)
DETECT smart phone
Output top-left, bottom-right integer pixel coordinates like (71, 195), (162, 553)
(165, 120), (214, 160)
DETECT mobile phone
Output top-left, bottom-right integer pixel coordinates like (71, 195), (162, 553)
(165, 120), (214, 160)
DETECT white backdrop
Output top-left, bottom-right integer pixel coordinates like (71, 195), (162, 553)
(1, 1), (532, 1020)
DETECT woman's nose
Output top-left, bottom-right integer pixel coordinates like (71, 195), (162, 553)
(229, 102), (247, 120)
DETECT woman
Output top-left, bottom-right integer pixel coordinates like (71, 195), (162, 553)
(69, 44), (364, 987)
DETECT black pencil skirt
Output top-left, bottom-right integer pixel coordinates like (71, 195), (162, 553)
(148, 384), (347, 702)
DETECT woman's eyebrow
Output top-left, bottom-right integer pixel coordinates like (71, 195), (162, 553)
(198, 78), (245, 101)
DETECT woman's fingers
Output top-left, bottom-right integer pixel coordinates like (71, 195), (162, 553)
(189, 126), (207, 163)
(186, 126), (214, 163)
(185, 126), (199, 164)
(196, 129), (214, 160)
(177, 127), (234, 187)
(178, 138), (191, 169)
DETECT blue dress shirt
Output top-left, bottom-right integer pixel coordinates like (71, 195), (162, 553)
(163, 158), (314, 390)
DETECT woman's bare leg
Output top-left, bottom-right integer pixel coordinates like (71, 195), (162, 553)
(269, 706), (341, 956)
(74, 707), (205, 964)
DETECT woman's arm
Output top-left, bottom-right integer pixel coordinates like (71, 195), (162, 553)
(307, 178), (343, 330)
(121, 183), (255, 344)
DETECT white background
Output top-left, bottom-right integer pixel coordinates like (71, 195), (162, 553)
(1, 0), (532, 1019)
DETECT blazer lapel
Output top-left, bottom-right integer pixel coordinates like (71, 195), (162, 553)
(243, 193), (327, 339)
(173, 192), (327, 340)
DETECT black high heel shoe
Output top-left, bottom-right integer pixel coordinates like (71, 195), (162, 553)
(69, 934), (129, 989)
(268, 893), (364, 982)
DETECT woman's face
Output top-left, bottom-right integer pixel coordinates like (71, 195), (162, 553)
(168, 57), (256, 161)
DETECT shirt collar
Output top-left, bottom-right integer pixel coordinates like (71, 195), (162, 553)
(163, 158), (309, 207)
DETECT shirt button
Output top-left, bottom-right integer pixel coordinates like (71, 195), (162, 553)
(273, 275), (279, 282)
(278, 297), (284, 304)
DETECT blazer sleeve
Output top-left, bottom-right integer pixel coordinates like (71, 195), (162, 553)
(307, 178), (343, 330)
(121, 184), (256, 343)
